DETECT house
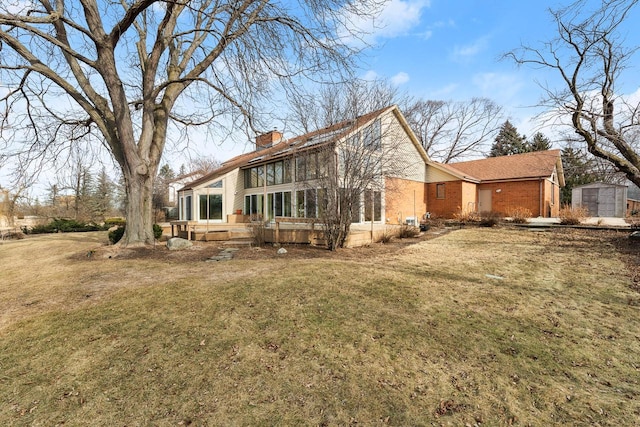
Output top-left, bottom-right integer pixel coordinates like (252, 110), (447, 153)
(174, 107), (565, 244)
(425, 150), (565, 218)
(175, 105), (429, 241)
(571, 182), (627, 217)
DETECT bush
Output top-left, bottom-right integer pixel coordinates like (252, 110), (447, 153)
(453, 209), (481, 223)
(108, 226), (126, 244)
(249, 221), (267, 247)
(153, 223), (163, 240)
(108, 223), (163, 244)
(104, 217), (126, 227)
(27, 218), (104, 234)
(397, 224), (420, 238)
(479, 211), (502, 227)
(559, 205), (589, 225)
(377, 228), (395, 244)
(508, 207), (533, 224)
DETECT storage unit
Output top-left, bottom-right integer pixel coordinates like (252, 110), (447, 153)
(571, 182), (627, 217)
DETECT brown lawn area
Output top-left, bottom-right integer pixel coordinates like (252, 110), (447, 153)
(0, 226), (639, 425)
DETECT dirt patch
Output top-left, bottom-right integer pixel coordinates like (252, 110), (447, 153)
(74, 228), (453, 263)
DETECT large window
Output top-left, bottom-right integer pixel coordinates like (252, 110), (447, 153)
(245, 160), (292, 188)
(296, 189), (320, 218)
(245, 194), (264, 217)
(364, 190), (382, 222)
(296, 152), (321, 182)
(363, 119), (382, 150)
(199, 194), (222, 220)
(265, 191), (292, 220)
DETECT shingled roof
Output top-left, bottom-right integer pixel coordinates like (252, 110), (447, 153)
(444, 150), (565, 186)
(179, 105), (399, 191)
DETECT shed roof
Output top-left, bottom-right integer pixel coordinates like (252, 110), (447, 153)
(444, 150), (565, 186)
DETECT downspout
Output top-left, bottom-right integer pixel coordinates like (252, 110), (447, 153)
(263, 164), (267, 222)
(539, 179), (544, 218)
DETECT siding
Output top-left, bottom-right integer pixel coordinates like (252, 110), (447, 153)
(426, 165), (461, 183)
(383, 114), (426, 182)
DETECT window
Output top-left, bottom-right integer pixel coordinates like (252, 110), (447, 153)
(436, 183), (445, 199)
(185, 195), (192, 220)
(245, 194), (264, 217)
(364, 190), (382, 222)
(266, 163), (275, 186)
(199, 194), (223, 220)
(206, 180), (222, 188)
(295, 189), (318, 218)
(305, 189), (317, 218)
(363, 119), (382, 150)
(296, 152), (320, 182)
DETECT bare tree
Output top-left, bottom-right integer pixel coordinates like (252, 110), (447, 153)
(0, 0), (382, 246)
(505, 0), (640, 187)
(403, 97), (504, 163)
(288, 79), (403, 134)
(296, 106), (406, 250)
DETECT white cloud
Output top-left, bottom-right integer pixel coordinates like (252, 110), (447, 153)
(3, 0), (35, 14)
(362, 70), (380, 81)
(472, 72), (523, 104)
(451, 35), (490, 62)
(428, 83), (459, 99)
(340, 0), (431, 45)
(391, 72), (410, 86)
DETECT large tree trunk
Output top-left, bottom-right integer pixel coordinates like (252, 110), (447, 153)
(120, 166), (156, 247)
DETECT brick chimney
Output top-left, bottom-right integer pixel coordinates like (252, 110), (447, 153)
(256, 130), (282, 150)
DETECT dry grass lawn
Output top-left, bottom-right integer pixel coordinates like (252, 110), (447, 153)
(0, 227), (639, 426)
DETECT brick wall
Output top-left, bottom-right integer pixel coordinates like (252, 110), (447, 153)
(385, 177), (427, 224)
(477, 180), (545, 217)
(426, 180), (466, 218)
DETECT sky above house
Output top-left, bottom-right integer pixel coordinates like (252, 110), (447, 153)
(207, 0), (640, 162)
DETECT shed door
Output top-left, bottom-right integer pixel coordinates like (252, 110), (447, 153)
(478, 189), (492, 213)
(598, 187), (616, 216)
(582, 188), (598, 216)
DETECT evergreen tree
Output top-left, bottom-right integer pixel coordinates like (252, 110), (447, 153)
(488, 120), (528, 157)
(528, 132), (552, 152)
(91, 168), (113, 221)
(561, 146), (600, 204)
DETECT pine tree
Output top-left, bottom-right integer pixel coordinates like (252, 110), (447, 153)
(528, 132), (552, 152)
(561, 146), (600, 204)
(91, 168), (113, 221)
(488, 121), (528, 157)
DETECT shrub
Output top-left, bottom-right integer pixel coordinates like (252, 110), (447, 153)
(377, 228), (396, 244)
(250, 221), (267, 247)
(153, 224), (163, 240)
(104, 217), (126, 227)
(108, 226), (125, 244)
(508, 207), (533, 224)
(397, 224), (420, 238)
(559, 205), (589, 225)
(108, 224), (163, 244)
(453, 209), (481, 224)
(27, 218), (103, 234)
(479, 211), (502, 227)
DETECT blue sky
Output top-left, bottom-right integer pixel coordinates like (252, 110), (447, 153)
(210, 0), (590, 161)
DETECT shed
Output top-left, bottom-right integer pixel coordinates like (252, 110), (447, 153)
(571, 182), (627, 217)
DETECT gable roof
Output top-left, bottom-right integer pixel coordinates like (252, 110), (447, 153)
(444, 150), (565, 186)
(180, 105), (427, 191)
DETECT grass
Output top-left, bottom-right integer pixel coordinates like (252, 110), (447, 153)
(1, 228), (639, 425)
